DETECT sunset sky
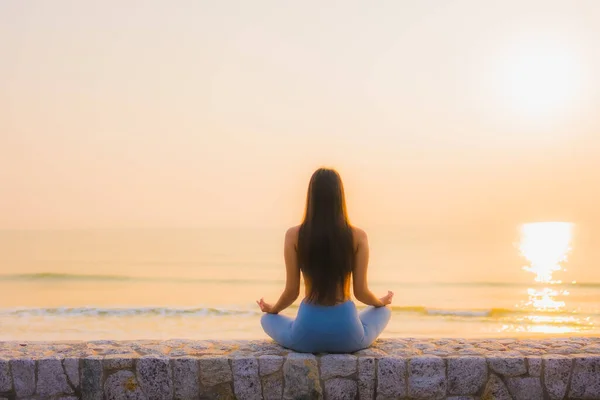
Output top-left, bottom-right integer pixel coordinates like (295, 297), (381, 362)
(1, 0), (600, 232)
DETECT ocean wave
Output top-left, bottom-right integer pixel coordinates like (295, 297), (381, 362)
(3, 273), (600, 289)
(1, 306), (260, 317)
(283, 303), (600, 319)
(392, 306), (600, 319)
(0, 273), (278, 285)
(3, 304), (598, 321)
(2, 273), (135, 281)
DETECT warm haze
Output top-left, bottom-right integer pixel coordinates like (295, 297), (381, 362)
(2, 1), (600, 232)
(1, 1), (600, 341)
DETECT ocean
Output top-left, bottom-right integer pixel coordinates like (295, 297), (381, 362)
(1, 226), (599, 341)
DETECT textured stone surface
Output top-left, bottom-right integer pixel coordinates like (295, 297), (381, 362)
(11, 358), (36, 397)
(136, 356), (172, 400)
(506, 376), (543, 400)
(543, 355), (572, 400)
(104, 354), (135, 370)
(358, 357), (375, 400)
(82, 356), (104, 400)
(527, 356), (542, 377)
(63, 358), (80, 390)
(482, 374), (512, 400)
(408, 356), (446, 399)
(262, 372), (283, 400)
(488, 355), (527, 376)
(1, 338), (600, 399)
(199, 356), (232, 387)
(171, 357), (199, 400)
(582, 345), (600, 354)
(3, 338), (600, 358)
(320, 354), (357, 379)
(282, 353), (322, 400)
(104, 370), (147, 400)
(377, 357), (406, 399)
(569, 355), (600, 399)
(203, 382), (235, 399)
(324, 378), (357, 400)
(37, 357), (73, 397)
(258, 355), (283, 376)
(232, 357), (261, 400)
(447, 356), (487, 395)
(0, 358), (11, 393)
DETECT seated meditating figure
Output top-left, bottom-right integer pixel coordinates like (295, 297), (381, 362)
(257, 168), (393, 353)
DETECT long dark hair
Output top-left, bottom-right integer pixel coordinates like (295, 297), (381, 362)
(297, 168), (354, 305)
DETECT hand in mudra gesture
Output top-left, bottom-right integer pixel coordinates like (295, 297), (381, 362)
(379, 290), (394, 306)
(256, 298), (276, 314)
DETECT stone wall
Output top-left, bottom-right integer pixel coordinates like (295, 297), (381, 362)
(1, 338), (600, 399)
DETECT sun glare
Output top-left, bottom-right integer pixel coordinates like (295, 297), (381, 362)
(519, 222), (573, 284)
(493, 36), (584, 119)
(519, 221), (574, 319)
(507, 222), (585, 334)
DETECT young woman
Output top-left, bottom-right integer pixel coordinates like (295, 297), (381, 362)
(257, 168), (393, 353)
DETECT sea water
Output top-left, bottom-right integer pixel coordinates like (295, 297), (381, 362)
(1, 226), (599, 340)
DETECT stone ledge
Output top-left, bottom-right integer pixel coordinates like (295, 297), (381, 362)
(0, 338), (599, 399)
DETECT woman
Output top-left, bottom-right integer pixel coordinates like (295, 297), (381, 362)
(257, 168), (393, 353)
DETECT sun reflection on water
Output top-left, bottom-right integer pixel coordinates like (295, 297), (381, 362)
(520, 222), (573, 312)
(501, 222), (591, 334)
(520, 222), (573, 285)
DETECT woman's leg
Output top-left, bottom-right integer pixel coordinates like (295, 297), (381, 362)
(358, 306), (392, 348)
(260, 313), (295, 349)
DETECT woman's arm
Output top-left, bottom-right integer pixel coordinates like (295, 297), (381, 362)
(352, 228), (390, 307)
(265, 227), (301, 314)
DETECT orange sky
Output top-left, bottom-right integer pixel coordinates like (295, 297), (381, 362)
(1, 1), (600, 232)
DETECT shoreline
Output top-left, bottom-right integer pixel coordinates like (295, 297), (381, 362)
(1, 338), (600, 399)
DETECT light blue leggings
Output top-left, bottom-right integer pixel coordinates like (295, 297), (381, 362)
(261, 300), (391, 353)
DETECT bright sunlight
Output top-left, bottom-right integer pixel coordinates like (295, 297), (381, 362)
(494, 36), (584, 119)
(520, 222), (573, 284)
(505, 222), (585, 334)
(520, 221), (573, 315)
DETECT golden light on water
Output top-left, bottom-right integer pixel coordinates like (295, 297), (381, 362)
(520, 222), (573, 314)
(525, 287), (566, 311)
(500, 222), (596, 335)
(520, 222), (573, 284)
(507, 222), (586, 334)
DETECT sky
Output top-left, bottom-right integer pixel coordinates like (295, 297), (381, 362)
(1, 0), (600, 233)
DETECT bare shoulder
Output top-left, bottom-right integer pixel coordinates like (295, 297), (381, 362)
(351, 226), (368, 245)
(285, 225), (301, 244)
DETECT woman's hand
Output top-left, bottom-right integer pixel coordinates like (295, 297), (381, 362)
(379, 290), (394, 306)
(256, 298), (277, 314)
